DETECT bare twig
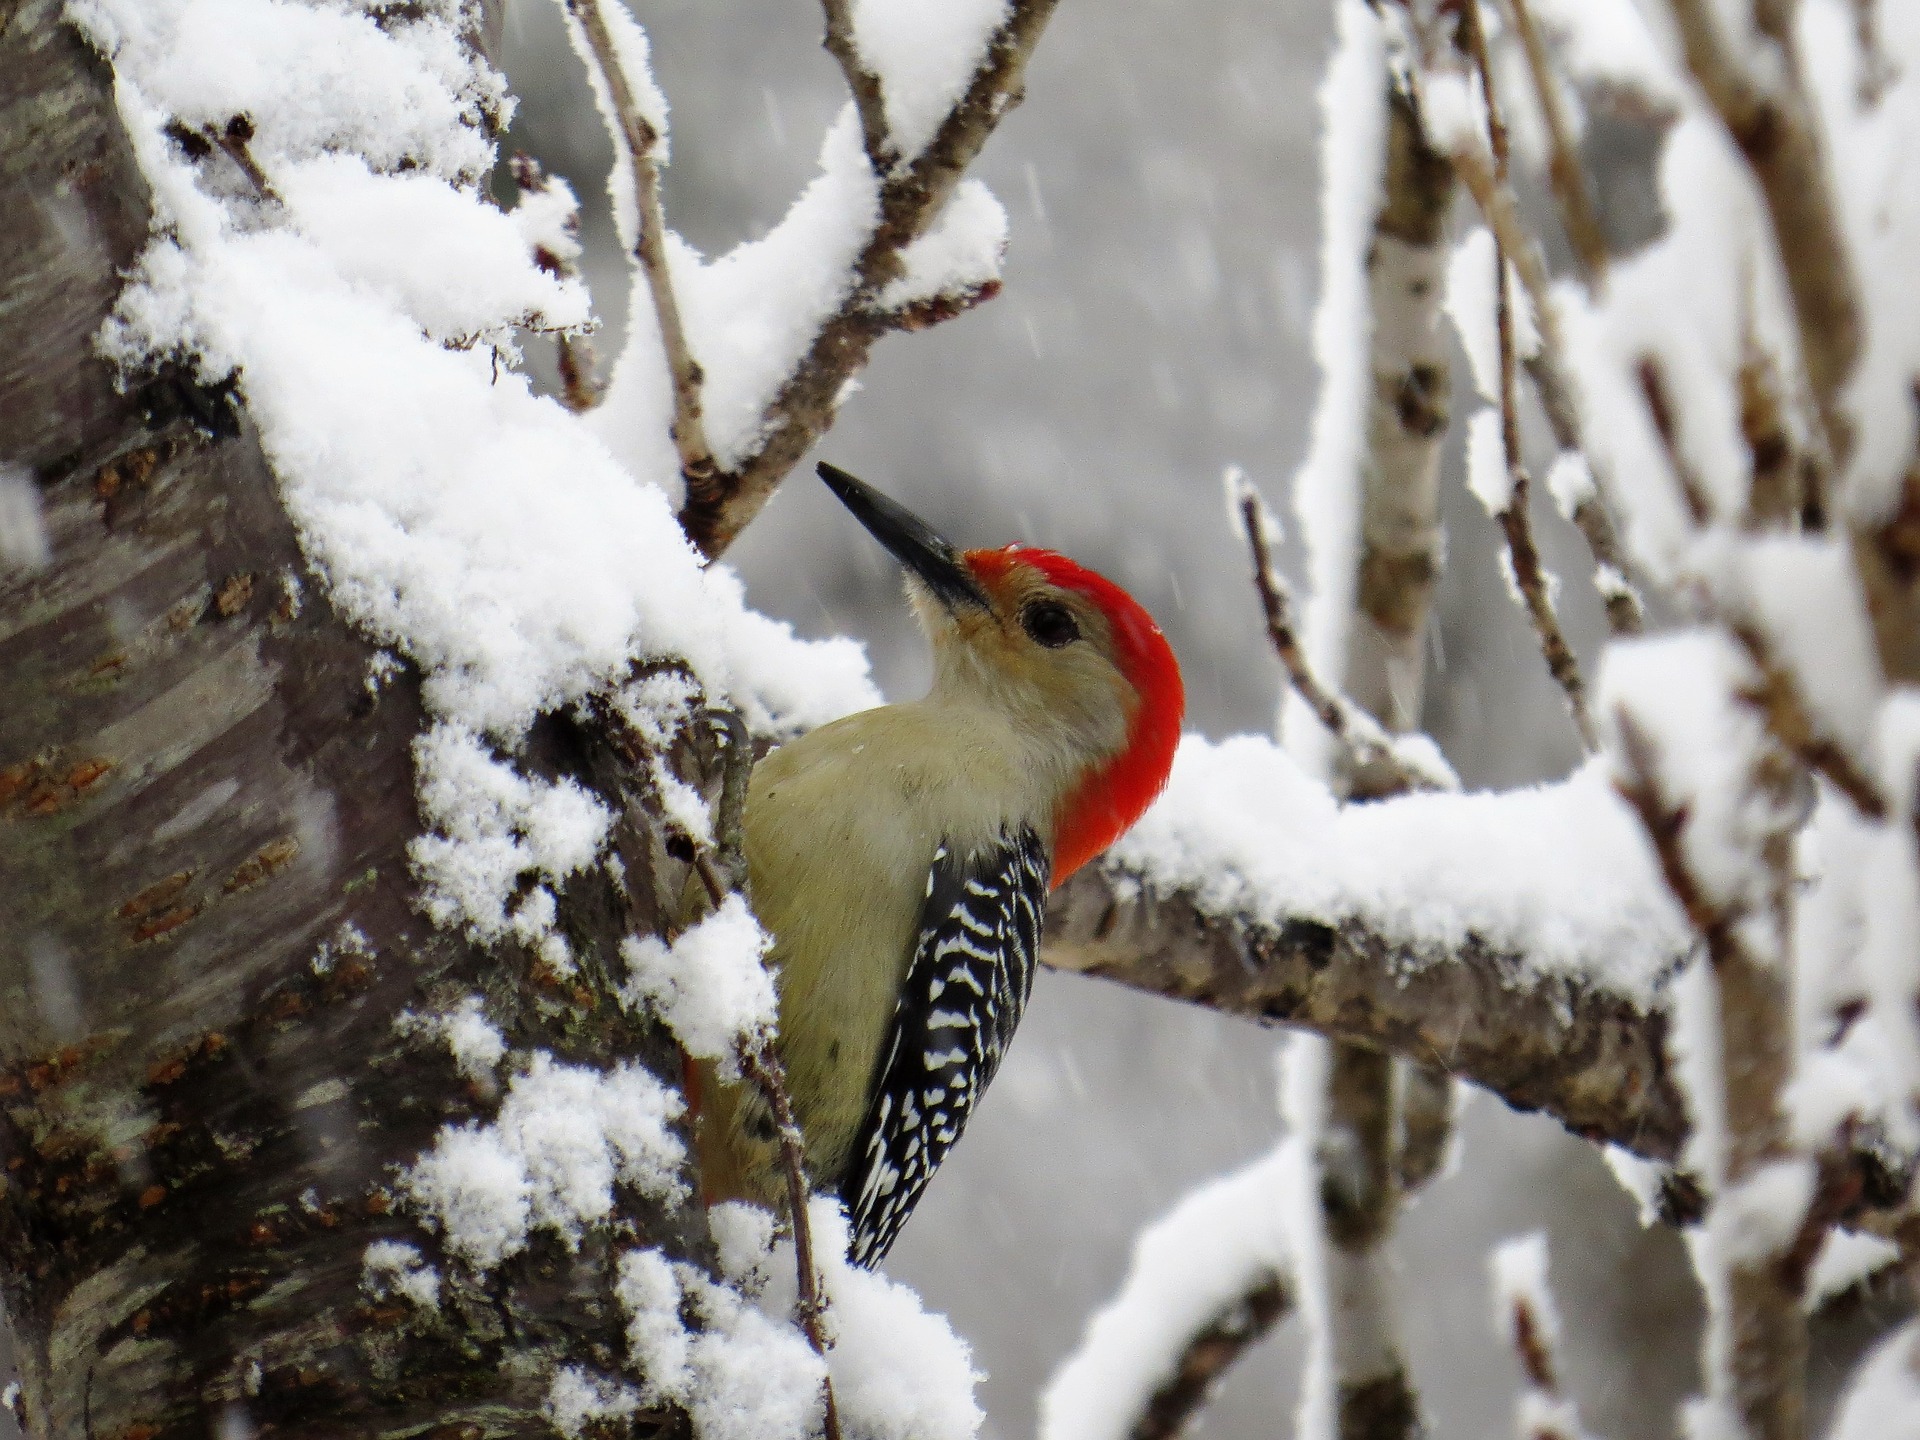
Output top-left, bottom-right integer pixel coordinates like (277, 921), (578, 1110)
(510, 153), (604, 413)
(1462, 0), (1597, 753)
(1666, 0), (1860, 474)
(1491, 1236), (1592, 1440)
(1125, 1276), (1292, 1440)
(678, 0), (1060, 556)
(1234, 484), (1445, 795)
(1439, 67), (1647, 638)
(739, 1043), (844, 1440)
(1636, 357), (1713, 527)
(662, 704), (839, 1440)
(1500, 0), (1607, 287)
(568, 0), (717, 490)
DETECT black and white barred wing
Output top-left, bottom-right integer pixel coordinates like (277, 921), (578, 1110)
(844, 825), (1049, 1268)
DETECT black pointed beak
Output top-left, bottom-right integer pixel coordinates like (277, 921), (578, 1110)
(817, 463), (991, 614)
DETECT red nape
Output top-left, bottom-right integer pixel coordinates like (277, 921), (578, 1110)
(966, 545), (1185, 885)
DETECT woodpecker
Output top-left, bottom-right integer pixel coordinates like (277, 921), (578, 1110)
(697, 463), (1184, 1266)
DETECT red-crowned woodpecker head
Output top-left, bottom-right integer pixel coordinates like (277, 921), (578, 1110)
(817, 463), (1184, 883)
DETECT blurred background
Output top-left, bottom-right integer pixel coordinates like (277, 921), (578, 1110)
(489, 0), (1911, 1436)
(0, 2), (1897, 1437)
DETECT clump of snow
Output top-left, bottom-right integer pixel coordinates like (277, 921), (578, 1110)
(1419, 71), (1485, 159)
(1284, 0), (1390, 777)
(547, 1366), (642, 1439)
(1040, 1145), (1298, 1440)
(410, 724), (613, 945)
(878, 180), (1008, 313)
(1112, 734), (1688, 998)
(622, 896), (778, 1074)
(1807, 1229), (1900, 1309)
(617, 1247), (827, 1440)
(403, 1055), (686, 1270)
(849, 0), (1011, 166)
(277, 155), (589, 347)
(1546, 452), (1597, 520)
(310, 920), (373, 977)
(400, 995), (506, 1083)
(762, 1201), (985, 1440)
(361, 1239), (441, 1309)
(1466, 407), (1514, 517)
(673, 116), (878, 468)
(1601, 1145), (1670, 1227)
(1701, 534), (1885, 764)
(1706, 1158), (1814, 1268)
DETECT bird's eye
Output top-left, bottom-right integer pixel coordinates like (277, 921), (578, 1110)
(1021, 600), (1080, 648)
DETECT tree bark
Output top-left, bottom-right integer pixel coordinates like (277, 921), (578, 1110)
(1044, 864), (1688, 1163)
(0, 10), (707, 1435)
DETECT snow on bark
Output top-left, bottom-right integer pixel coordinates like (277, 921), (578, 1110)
(621, 894), (780, 1074)
(403, 1055), (686, 1270)
(76, 0), (879, 964)
(848, 0), (1011, 166)
(1111, 734), (1685, 1000)
(361, 1239), (443, 1310)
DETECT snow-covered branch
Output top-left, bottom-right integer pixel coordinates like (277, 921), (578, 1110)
(675, 0), (1055, 556)
(1040, 1146), (1299, 1440)
(1043, 736), (1692, 1163)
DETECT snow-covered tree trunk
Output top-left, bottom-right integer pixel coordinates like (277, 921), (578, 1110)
(0, 14), (716, 1438)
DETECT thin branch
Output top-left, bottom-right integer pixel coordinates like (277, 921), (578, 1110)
(738, 1043), (844, 1440)
(657, 704), (840, 1440)
(1729, 620), (1888, 820)
(510, 153), (604, 413)
(1500, 0), (1608, 287)
(1492, 1237), (1594, 1440)
(1612, 708), (1806, 1440)
(1666, 0), (1861, 474)
(1609, 712), (1745, 970)
(1438, 71), (1648, 639)
(1463, 0), (1598, 753)
(819, 0), (896, 175)
(568, 0), (717, 490)
(679, 0), (1060, 557)
(1125, 1276), (1291, 1440)
(1234, 484), (1447, 795)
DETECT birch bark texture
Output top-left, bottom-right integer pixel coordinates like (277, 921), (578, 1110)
(0, 11), (709, 1435)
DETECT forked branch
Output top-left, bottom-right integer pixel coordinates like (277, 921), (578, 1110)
(679, 0), (1060, 556)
